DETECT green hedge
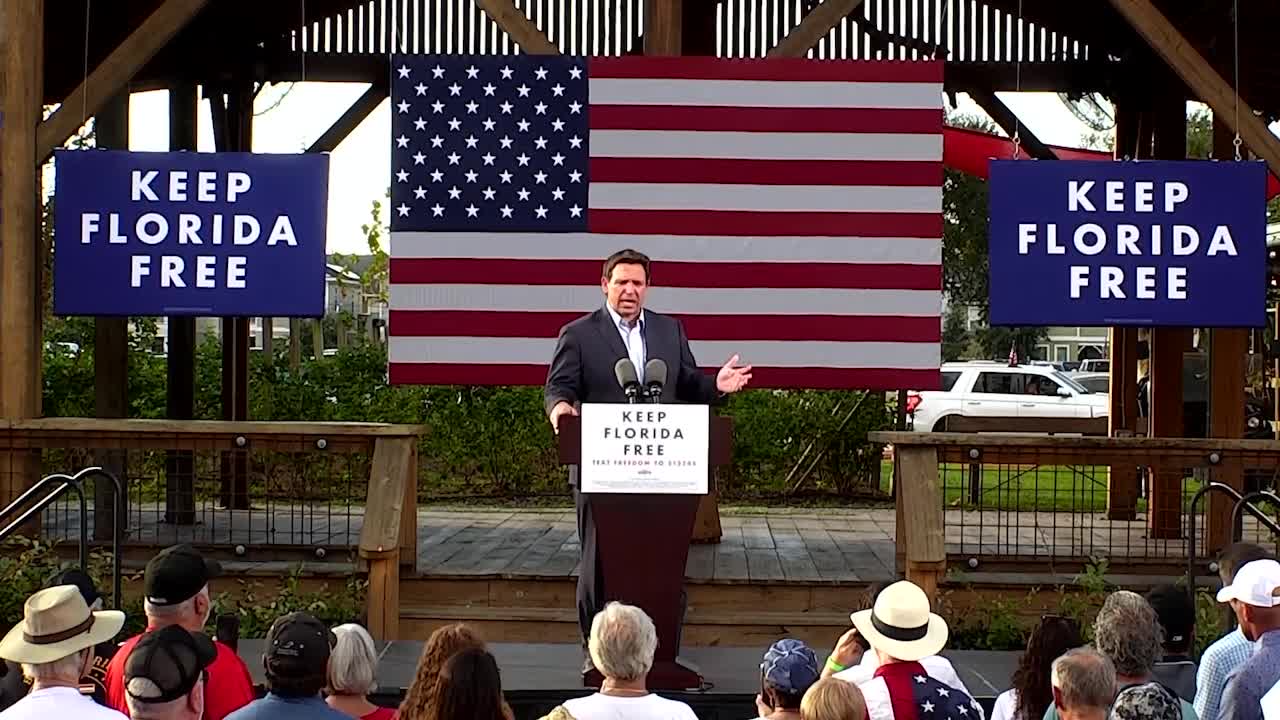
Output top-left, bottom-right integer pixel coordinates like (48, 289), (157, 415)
(42, 323), (894, 501)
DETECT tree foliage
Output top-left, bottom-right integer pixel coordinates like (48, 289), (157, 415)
(941, 305), (971, 362)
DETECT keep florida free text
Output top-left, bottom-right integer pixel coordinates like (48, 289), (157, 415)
(77, 168), (300, 289)
(1015, 179), (1240, 300)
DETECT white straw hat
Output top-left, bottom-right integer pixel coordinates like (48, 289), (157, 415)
(850, 580), (948, 662)
(0, 585), (124, 665)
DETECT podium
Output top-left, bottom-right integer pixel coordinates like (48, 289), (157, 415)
(557, 404), (733, 691)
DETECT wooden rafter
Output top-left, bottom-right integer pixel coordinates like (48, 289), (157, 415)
(1107, 0), (1280, 178)
(307, 79), (389, 154)
(473, 0), (558, 55)
(966, 88), (1059, 160)
(767, 0), (867, 58)
(37, 0), (210, 163)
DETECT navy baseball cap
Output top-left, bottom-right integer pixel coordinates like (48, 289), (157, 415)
(760, 639), (820, 694)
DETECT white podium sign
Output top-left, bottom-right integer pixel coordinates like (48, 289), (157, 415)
(579, 403), (710, 494)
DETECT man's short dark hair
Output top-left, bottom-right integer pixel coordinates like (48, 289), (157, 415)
(265, 668), (326, 698)
(603, 249), (650, 283)
(1219, 543), (1274, 585)
(1145, 584), (1195, 654)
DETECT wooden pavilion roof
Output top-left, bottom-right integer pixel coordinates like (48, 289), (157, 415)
(38, 0), (1280, 119)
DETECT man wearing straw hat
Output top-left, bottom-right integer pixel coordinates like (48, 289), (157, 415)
(831, 580), (983, 720)
(0, 584), (127, 720)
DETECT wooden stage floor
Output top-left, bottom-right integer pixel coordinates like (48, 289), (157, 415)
(44, 504), (1255, 579)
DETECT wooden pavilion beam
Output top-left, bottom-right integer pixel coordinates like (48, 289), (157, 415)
(307, 79), (389, 154)
(473, 0), (558, 55)
(768, 0), (867, 57)
(37, 0), (210, 164)
(1108, 0), (1280, 178)
(966, 88), (1059, 160)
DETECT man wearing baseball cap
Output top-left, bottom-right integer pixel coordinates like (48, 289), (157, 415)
(123, 626), (216, 720)
(754, 639), (821, 720)
(225, 612), (348, 720)
(1216, 558), (1280, 720)
(103, 545), (254, 720)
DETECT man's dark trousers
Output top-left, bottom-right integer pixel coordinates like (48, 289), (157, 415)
(573, 485), (603, 640)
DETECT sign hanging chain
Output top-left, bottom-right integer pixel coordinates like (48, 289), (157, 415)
(1231, 0), (1242, 159)
(1012, 0), (1023, 159)
(81, 0), (92, 130)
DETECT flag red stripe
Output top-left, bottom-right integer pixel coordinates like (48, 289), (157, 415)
(587, 56), (944, 83)
(389, 310), (942, 343)
(588, 105), (941, 134)
(389, 362), (941, 390)
(589, 158), (943, 187)
(389, 259), (940, 290)
(587, 210), (943, 237)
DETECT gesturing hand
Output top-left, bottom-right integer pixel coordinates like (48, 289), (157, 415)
(715, 354), (753, 394)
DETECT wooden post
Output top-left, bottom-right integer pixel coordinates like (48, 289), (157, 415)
(645, 0), (682, 56)
(94, 92), (131, 541)
(899, 446), (945, 604)
(399, 442), (418, 568)
(0, 1), (46, 516)
(1147, 88), (1188, 540)
(312, 318), (325, 359)
(359, 436), (415, 640)
(166, 82), (198, 526)
(289, 318), (302, 371)
(1107, 100), (1147, 521)
(1206, 117), (1248, 554)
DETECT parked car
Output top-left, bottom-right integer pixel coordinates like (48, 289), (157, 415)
(1070, 372), (1110, 394)
(1078, 358), (1110, 373)
(907, 361), (1109, 432)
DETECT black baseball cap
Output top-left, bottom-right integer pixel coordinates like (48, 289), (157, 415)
(1146, 584), (1195, 648)
(125, 625), (217, 703)
(265, 612), (335, 678)
(46, 568), (101, 606)
(144, 544), (222, 606)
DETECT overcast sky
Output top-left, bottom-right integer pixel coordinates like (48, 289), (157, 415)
(123, 82), (1098, 255)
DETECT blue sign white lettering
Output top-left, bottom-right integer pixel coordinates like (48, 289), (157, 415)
(53, 150), (329, 317)
(988, 160), (1267, 327)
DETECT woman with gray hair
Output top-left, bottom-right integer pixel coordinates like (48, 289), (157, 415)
(324, 624), (396, 720)
(552, 602), (697, 720)
(1044, 592), (1195, 720)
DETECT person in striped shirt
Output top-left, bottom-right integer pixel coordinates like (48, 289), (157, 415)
(1194, 543), (1273, 720)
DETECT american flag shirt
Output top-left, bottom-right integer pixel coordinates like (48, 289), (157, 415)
(858, 660), (985, 720)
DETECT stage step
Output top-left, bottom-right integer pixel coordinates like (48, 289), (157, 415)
(397, 572), (862, 647)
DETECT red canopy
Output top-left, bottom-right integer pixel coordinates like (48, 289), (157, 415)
(943, 125), (1280, 200)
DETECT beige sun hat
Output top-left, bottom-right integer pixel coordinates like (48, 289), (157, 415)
(850, 580), (948, 662)
(0, 585), (125, 665)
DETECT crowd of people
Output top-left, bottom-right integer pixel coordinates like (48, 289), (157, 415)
(0, 541), (1278, 720)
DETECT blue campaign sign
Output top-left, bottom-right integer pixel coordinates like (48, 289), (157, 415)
(988, 160), (1268, 328)
(53, 150), (329, 317)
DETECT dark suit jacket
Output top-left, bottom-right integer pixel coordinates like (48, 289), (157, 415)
(544, 307), (722, 416)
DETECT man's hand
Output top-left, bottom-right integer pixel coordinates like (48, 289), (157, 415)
(822, 627), (865, 679)
(549, 401), (578, 434)
(715, 354), (753, 394)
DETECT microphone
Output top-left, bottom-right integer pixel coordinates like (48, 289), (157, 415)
(643, 359), (667, 403)
(614, 358), (642, 404)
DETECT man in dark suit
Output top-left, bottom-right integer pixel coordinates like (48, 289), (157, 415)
(543, 248), (753, 663)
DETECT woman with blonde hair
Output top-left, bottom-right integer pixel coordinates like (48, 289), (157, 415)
(326, 623), (396, 720)
(802, 678), (867, 720)
(398, 624), (487, 720)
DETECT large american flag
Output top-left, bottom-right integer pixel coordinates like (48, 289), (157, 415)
(387, 54), (943, 390)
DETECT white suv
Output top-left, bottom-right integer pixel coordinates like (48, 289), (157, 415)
(907, 361), (1109, 432)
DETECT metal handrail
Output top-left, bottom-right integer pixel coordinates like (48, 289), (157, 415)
(1186, 482), (1280, 594)
(0, 467), (124, 609)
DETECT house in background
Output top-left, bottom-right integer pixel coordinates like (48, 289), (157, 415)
(150, 254), (388, 353)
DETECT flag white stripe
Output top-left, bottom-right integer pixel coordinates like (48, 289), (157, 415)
(389, 337), (940, 369)
(588, 78), (943, 110)
(388, 232), (942, 264)
(389, 284), (941, 316)
(589, 130), (943, 162)
(588, 183), (941, 213)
